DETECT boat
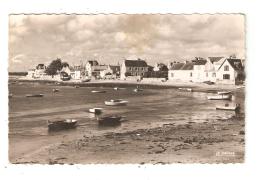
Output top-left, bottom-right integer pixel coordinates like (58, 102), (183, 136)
(89, 108), (103, 114)
(104, 99), (128, 106)
(207, 94), (232, 100)
(216, 104), (240, 112)
(178, 88), (193, 92)
(9, 94), (13, 98)
(75, 85), (80, 88)
(81, 78), (91, 82)
(97, 115), (122, 126)
(26, 94), (44, 97)
(91, 90), (106, 93)
(114, 87), (119, 90)
(217, 91), (232, 95)
(47, 119), (77, 131)
(52, 88), (59, 93)
(133, 86), (143, 92)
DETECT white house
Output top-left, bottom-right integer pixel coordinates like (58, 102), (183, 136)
(215, 58), (244, 85)
(168, 61), (194, 82)
(100, 65), (120, 79)
(85, 60), (108, 78)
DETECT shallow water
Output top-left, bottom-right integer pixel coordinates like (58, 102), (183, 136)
(8, 81), (245, 160)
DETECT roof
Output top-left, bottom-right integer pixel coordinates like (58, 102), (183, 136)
(88, 60), (99, 66)
(181, 62), (194, 70)
(226, 59), (244, 71)
(208, 57), (224, 63)
(124, 59), (148, 67)
(92, 65), (108, 71)
(194, 59), (207, 65)
(169, 63), (185, 70)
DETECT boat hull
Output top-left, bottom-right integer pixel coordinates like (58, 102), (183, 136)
(26, 94), (44, 97)
(47, 120), (77, 131)
(207, 94), (232, 100)
(98, 116), (121, 126)
(89, 108), (103, 114)
(104, 101), (128, 106)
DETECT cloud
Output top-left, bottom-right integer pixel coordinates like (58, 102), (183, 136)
(9, 14), (245, 71)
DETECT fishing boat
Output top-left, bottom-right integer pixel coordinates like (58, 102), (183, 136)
(97, 115), (122, 126)
(104, 99), (128, 106)
(207, 94), (232, 100)
(217, 91), (232, 95)
(26, 94), (44, 97)
(91, 90), (106, 93)
(216, 104), (240, 112)
(47, 119), (77, 131)
(52, 88), (60, 92)
(89, 108), (103, 114)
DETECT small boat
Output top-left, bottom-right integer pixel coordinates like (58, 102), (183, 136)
(52, 88), (60, 93)
(133, 87), (143, 92)
(9, 94), (13, 98)
(104, 99), (128, 106)
(97, 115), (122, 126)
(114, 87), (119, 90)
(89, 108), (103, 114)
(91, 90), (106, 93)
(26, 94), (44, 97)
(217, 91), (232, 95)
(178, 88), (193, 92)
(47, 119), (77, 131)
(81, 78), (91, 82)
(216, 104), (240, 112)
(75, 85), (80, 88)
(207, 94), (232, 100)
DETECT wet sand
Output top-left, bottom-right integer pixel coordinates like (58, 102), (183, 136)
(12, 114), (244, 164)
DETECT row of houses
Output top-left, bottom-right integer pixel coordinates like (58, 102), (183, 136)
(27, 56), (245, 85)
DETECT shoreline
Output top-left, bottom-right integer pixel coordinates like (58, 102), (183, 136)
(9, 76), (244, 92)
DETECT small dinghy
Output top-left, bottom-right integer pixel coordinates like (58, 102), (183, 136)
(207, 94), (232, 100)
(91, 90), (106, 93)
(26, 94), (44, 97)
(104, 99), (128, 106)
(75, 85), (80, 88)
(52, 88), (60, 93)
(47, 119), (77, 131)
(216, 104), (240, 112)
(89, 108), (103, 114)
(217, 91), (232, 95)
(97, 115), (122, 126)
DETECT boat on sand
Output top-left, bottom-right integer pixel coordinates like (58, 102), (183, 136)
(217, 91), (232, 95)
(47, 119), (77, 131)
(216, 104), (240, 112)
(26, 94), (44, 97)
(97, 115), (122, 126)
(89, 108), (103, 114)
(91, 90), (106, 93)
(207, 94), (232, 100)
(52, 89), (59, 93)
(104, 99), (128, 106)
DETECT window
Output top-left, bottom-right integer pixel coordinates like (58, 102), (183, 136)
(223, 74), (230, 79)
(190, 72), (192, 77)
(224, 65), (229, 71)
(171, 73), (174, 77)
(141, 67), (143, 71)
(129, 67), (132, 71)
(135, 67), (137, 70)
(212, 73), (216, 77)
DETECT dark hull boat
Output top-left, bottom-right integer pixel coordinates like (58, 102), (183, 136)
(97, 115), (122, 126)
(47, 119), (77, 131)
(26, 94), (44, 97)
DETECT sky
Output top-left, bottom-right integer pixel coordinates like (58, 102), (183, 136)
(9, 14), (245, 72)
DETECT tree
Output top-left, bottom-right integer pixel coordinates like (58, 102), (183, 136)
(45, 58), (70, 76)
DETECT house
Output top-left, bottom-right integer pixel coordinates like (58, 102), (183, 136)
(192, 58), (208, 82)
(70, 65), (82, 80)
(34, 64), (46, 78)
(216, 58), (244, 85)
(168, 61), (194, 81)
(147, 63), (168, 78)
(27, 69), (35, 78)
(120, 59), (148, 79)
(85, 60), (108, 78)
(100, 65), (120, 79)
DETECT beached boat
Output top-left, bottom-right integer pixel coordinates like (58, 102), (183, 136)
(52, 88), (60, 93)
(114, 87), (120, 90)
(47, 119), (77, 131)
(133, 87), (143, 92)
(26, 94), (44, 97)
(75, 85), (80, 88)
(178, 88), (193, 92)
(104, 99), (128, 106)
(207, 94), (232, 100)
(97, 115), (122, 126)
(81, 78), (91, 82)
(91, 90), (106, 93)
(216, 104), (240, 112)
(89, 108), (103, 114)
(217, 91), (232, 95)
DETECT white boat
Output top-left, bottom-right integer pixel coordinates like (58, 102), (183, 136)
(114, 87), (119, 90)
(26, 94), (44, 97)
(216, 104), (240, 112)
(52, 88), (60, 92)
(104, 99), (128, 106)
(217, 91), (232, 95)
(91, 90), (106, 93)
(89, 108), (103, 114)
(133, 88), (143, 92)
(207, 94), (232, 100)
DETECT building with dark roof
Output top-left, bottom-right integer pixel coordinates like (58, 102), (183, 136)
(120, 59), (148, 79)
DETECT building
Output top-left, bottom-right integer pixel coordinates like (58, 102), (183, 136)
(32, 64), (46, 78)
(120, 59), (148, 79)
(100, 65), (120, 79)
(146, 63), (168, 78)
(216, 58), (244, 85)
(70, 65), (83, 80)
(168, 61), (194, 81)
(85, 60), (108, 78)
